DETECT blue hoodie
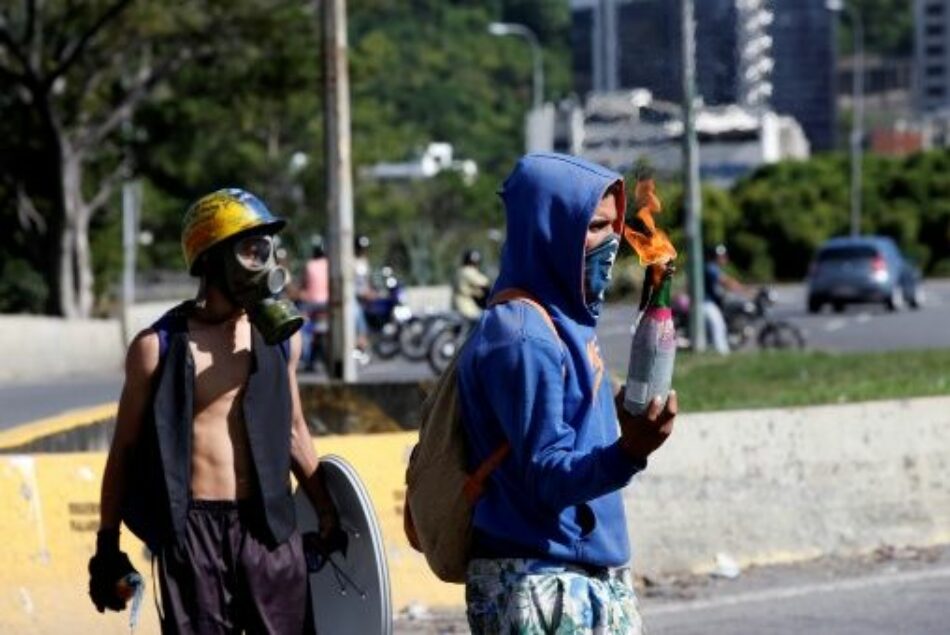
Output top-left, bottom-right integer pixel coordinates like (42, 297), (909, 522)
(458, 153), (646, 568)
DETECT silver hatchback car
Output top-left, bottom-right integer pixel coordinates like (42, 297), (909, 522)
(806, 236), (922, 313)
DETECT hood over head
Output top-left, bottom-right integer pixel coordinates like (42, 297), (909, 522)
(493, 153), (625, 326)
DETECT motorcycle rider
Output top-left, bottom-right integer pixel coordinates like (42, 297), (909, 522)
(353, 235), (374, 365)
(703, 244), (746, 354)
(452, 248), (491, 323)
(298, 234), (329, 372)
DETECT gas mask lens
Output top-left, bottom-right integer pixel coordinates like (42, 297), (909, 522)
(234, 235), (274, 271)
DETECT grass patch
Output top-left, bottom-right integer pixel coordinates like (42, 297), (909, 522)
(665, 348), (950, 412)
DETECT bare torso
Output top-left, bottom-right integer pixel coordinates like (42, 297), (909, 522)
(187, 313), (254, 500)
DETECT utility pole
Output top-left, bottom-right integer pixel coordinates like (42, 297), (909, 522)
(323, 0), (357, 380)
(681, 0), (706, 351)
(120, 181), (141, 346)
(826, 0), (864, 236)
(849, 10), (864, 236)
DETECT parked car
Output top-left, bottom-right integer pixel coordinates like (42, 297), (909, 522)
(806, 236), (922, 313)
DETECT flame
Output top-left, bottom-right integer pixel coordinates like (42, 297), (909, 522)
(622, 178), (678, 266)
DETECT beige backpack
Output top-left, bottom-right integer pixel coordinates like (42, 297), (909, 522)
(403, 289), (558, 583)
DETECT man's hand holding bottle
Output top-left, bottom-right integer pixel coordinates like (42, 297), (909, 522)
(88, 528), (140, 613)
(616, 390), (678, 462)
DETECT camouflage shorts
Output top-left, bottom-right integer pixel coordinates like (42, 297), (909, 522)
(465, 558), (644, 635)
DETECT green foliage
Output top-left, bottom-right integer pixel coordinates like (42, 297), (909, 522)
(684, 150), (950, 280)
(838, 0), (914, 57)
(124, 0), (571, 288)
(3, 0), (943, 316)
(356, 172), (505, 284)
(0, 259), (49, 314)
(618, 148), (950, 284)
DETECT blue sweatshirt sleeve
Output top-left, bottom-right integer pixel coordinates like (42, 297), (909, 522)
(481, 334), (644, 511)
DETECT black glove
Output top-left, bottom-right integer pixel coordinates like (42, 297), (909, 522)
(302, 524), (348, 573)
(88, 529), (138, 613)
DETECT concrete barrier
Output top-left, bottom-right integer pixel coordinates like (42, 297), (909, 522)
(403, 285), (451, 313)
(0, 292), (449, 382)
(0, 435), (457, 635)
(0, 316), (123, 381)
(1, 396), (948, 633)
(627, 396), (950, 577)
(0, 303), (177, 382)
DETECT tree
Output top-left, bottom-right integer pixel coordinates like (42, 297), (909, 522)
(0, 1), (575, 313)
(1, 1), (183, 316)
(0, 0), (307, 317)
(838, 0), (913, 58)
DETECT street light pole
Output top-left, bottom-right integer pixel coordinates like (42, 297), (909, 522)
(681, 0), (706, 352)
(850, 11), (864, 237)
(488, 22), (544, 110)
(827, 0), (864, 237)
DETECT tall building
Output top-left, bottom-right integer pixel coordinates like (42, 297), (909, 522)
(769, 1), (838, 150)
(915, 0), (950, 112)
(570, 0), (839, 150)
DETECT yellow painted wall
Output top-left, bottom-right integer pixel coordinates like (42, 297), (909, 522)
(0, 433), (463, 635)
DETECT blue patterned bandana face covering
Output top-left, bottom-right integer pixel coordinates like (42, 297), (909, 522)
(584, 233), (621, 318)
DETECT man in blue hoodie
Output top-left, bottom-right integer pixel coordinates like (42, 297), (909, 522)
(458, 154), (678, 634)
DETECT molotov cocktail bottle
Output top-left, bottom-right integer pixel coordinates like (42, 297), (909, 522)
(623, 263), (676, 415)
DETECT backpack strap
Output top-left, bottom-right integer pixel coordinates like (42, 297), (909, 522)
(488, 288), (558, 338)
(463, 288), (561, 503)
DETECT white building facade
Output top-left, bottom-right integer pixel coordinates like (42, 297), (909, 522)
(575, 90), (810, 188)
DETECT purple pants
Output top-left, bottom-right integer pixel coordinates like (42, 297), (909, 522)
(157, 500), (307, 634)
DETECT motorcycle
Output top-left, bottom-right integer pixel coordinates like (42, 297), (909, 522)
(424, 281), (493, 374)
(361, 266), (413, 360)
(426, 311), (472, 375)
(298, 301), (329, 373)
(399, 309), (458, 361)
(673, 287), (806, 351)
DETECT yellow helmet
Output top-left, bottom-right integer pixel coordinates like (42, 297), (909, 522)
(181, 188), (285, 275)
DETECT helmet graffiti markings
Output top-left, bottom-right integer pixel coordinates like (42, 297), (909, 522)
(182, 188), (286, 275)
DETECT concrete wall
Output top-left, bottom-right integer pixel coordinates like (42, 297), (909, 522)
(0, 316), (124, 381)
(0, 291), (451, 382)
(0, 303), (178, 382)
(627, 396), (950, 577)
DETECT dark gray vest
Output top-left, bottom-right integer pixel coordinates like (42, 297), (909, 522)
(122, 304), (295, 549)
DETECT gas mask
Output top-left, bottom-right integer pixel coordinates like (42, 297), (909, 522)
(584, 233), (621, 319)
(207, 233), (303, 344)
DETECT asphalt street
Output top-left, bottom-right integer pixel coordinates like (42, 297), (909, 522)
(2, 279), (949, 430)
(393, 546), (950, 634)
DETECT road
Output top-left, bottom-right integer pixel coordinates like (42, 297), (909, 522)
(2, 279), (949, 430)
(643, 561), (950, 635)
(595, 278), (950, 372)
(393, 546), (950, 634)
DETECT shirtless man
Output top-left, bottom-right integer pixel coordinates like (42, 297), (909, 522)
(88, 189), (337, 633)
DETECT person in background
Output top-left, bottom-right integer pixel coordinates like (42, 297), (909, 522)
(452, 248), (491, 323)
(298, 235), (330, 372)
(353, 234), (374, 365)
(458, 154), (678, 634)
(703, 244), (743, 354)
